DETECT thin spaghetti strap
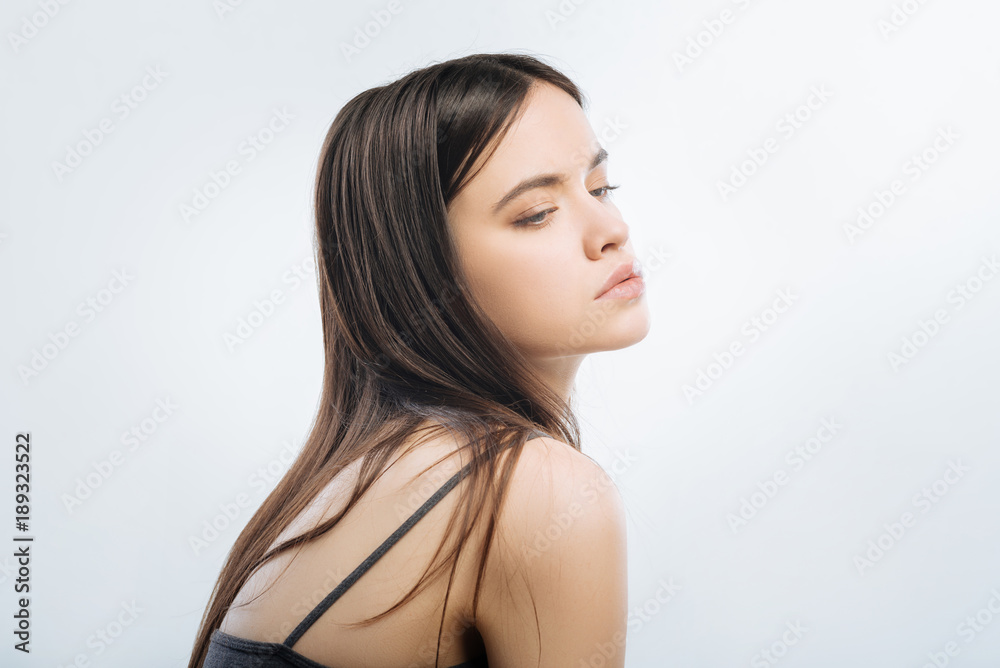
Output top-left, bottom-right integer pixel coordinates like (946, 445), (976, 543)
(282, 458), (476, 648)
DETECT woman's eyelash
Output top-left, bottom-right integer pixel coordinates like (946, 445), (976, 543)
(513, 184), (621, 228)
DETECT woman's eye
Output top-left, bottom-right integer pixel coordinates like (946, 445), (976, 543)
(591, 183), (621, 198)
(513, 209), (554, 228)
(512, 184), (621, 229)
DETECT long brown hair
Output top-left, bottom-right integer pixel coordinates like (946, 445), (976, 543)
(189, 51), (588, 667)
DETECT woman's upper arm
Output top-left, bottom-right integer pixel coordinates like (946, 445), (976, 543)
(477, 438), (629, 668)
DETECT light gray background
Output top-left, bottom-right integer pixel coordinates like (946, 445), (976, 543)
(2, 0), (999, 666)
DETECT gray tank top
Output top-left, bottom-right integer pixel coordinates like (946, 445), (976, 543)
(203, 430), (551, 668)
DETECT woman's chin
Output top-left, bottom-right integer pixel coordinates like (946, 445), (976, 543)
(570, 302), (652, 354)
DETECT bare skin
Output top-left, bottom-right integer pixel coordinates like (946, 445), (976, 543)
(219, 428), (496, 666)
(447, 80), (650, 403)
(218, 80), (644, 668)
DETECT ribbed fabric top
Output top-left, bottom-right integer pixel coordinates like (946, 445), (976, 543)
(203, 429), (551, 668)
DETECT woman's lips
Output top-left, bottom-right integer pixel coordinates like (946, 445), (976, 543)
(595, 275), (646, 300)
(595, 259), (644, 299)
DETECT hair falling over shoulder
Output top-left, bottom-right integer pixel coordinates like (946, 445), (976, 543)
(189, 51), (588, 668)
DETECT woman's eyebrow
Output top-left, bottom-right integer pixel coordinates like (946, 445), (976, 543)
(490, 147), (608, 215)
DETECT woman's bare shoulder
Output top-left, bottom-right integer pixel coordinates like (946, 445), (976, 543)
(496, 433), (625, 537)
(478, 434), (629, 666)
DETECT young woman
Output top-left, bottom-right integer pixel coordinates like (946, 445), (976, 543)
(189, 51), (650, 668)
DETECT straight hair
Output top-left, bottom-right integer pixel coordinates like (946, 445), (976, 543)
(189, 51), (589, 668)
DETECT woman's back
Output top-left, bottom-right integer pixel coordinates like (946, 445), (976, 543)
(213, 425), (498, 667)
(206, 425), (628, 667)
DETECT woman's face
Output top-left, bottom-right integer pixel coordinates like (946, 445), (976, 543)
(446, 82), (650, 367)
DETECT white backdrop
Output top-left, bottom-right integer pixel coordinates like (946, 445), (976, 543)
(2, 1), (999, 666)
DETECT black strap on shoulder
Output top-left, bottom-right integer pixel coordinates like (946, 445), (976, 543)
(282, 428), (551, 647)
(283, 458), (476, 647)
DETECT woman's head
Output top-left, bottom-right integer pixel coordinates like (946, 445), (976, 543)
(446, 79), (650, 375)
(314, 51), (649, 410)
